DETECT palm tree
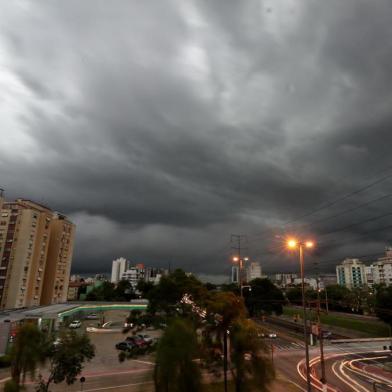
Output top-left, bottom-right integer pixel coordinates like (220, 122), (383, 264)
(154, 318), (202, 392)
(230, 319), (274, 392)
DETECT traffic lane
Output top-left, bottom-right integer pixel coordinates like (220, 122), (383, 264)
(254, 318), (304, 346)
(273, 349), (308, 391)
(319, 351), (388, 392)
(340, 353), (392, 392)
(24, 368), (153, 392)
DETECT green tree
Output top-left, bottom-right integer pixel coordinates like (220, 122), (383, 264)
(114, 280), (137, 301)
(325, 285), (354, 312)
(136, 279), (155, 297)
(375, 285), (392, 325)
(245, 278), (285, 316)
(10, 323), (47, 387)
(36, 331), (95, 392)
(154, 318), (201, 392)
(230, 319), (274, 392)
(203, 292), (247, 382)
(147, 269), (208, 314)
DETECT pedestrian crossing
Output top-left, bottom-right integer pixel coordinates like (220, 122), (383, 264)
(270, 341), (305, 351)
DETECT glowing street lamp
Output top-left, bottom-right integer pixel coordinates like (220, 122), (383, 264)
(287, 238), (315, 392)
(232, 256), (249, 297)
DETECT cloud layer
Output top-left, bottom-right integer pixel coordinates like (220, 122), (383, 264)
(1, 0), (392, 278)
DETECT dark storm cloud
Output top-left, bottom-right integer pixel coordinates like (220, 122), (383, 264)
(1, 0), (392, 277)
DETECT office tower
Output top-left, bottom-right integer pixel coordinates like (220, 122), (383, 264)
(336, 258), (367, 289)
(111, 257), (128, 283)
(246, 262), (262, 282)
(231, 265), (239, 283)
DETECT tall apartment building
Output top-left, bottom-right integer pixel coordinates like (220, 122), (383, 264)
(0, 198), (75, 309)
(336, 258), (367, 289)
(371, 247), (392, 287)
(40, 214), (75, 305)
(111, 257), (128, 283)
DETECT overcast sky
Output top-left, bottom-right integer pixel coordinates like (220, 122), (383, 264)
(1, 0), (392, 280)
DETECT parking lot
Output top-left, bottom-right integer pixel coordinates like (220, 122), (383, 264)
(56, 310), (161, 375)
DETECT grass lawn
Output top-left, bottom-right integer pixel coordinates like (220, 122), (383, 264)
(283, 307), (390, 337)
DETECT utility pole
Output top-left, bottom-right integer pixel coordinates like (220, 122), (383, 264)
(300, 244), (312, 392)
(231, 234), (248, 295)
(325, 289), (329, 313)
(223, 330), (228, 392)
(316, 274), (326, 386)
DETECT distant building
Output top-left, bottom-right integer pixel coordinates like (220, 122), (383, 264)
(371, 247), (392, 287)
(273, 273), (298, 288)
(336, 258), (367, 289)
(318, 274), (337, 289)
(111, 257), (128, 283)
(0, 197), (75, 309)
(246, 262), (262, 282)
(67, 281), (85, 301)
(365, 266), (374, 288)
(293, 277), (318, 290)
(231, 266), (239, 284)
(117, 262), (168, 289)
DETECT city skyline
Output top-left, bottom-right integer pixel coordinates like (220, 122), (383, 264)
(2, 1), (392, 278)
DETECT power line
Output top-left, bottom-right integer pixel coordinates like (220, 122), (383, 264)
(316, 211), (392, 238)
(296, 193), (392, 230)
(284, 170), (392, 227)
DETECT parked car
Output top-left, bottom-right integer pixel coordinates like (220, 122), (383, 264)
(125, 336), (147, 348)
(69, 320), (82, 329)
(86, 313), (99, 320)
(322, 331), (332, 339)
(115, 341), (134, 351)
(53, 337), (62, 346)
(138, 334), (153, 344)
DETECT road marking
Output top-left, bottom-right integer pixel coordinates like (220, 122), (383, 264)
(331, 360), (369, 392)
(82, 380), (154, 391)
(347, 356), (392, 387)
(285, 378), (307, 392)
(130, 359), (154, 365)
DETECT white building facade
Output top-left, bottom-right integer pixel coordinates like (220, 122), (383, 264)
(246, 262), (263, 282)
(336, 258), (367, 289)
(111, 257), (128, 283)
(371, 247), (392, 287)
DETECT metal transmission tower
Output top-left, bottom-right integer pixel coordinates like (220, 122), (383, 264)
(230, 234), (249, 295)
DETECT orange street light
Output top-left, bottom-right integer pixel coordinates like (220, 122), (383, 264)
(287, 239), (297, 249)
(305, 241), (314, 249)
(287, 237), (315, 392)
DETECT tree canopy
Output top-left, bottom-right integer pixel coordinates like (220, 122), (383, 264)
(245, 278), (285, 316)
(375, 285), (392, 325)
(147, 269), (208, 313)
(154, 318), (202, 392)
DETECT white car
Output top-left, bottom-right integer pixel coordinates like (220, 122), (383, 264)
(86, 313), (99, 320)
(69, 320), (82, 329)
(138, 334), (153, 344)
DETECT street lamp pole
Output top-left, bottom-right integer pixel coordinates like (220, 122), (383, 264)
(299, 243), (312, 392)
(288, 238), (314, 392)
(233, 256), (248, 297)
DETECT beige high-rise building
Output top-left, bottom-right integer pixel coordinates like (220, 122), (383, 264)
(40, 214), (75, 305)
(0, 197), (75, 309)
